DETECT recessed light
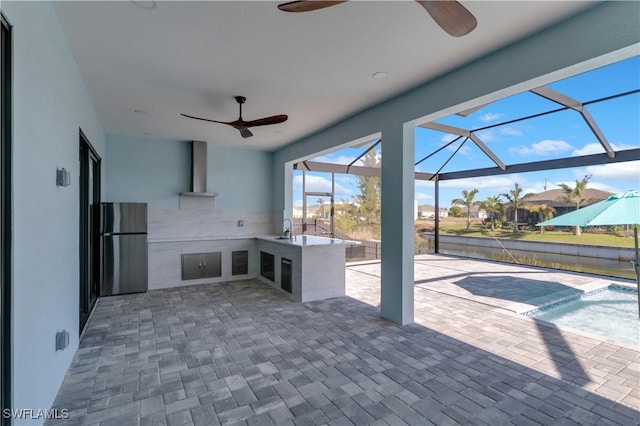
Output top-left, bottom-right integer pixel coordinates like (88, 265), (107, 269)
(372, 72), (387, 80)
(131, 1), (157, 10)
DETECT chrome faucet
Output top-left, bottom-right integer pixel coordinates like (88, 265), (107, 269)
(283, 218), (294, 240)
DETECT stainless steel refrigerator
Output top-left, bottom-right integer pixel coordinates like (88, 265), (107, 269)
(101, 202), (148, 296)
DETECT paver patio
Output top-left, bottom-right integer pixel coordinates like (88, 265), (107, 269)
(47, 254), (639, 425)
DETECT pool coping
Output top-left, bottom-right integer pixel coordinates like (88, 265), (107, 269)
(520, 283), (638, 317)
(516, 284), (640, 350)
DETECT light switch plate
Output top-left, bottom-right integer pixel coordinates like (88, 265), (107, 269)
(56, 168), (71, 187)
(55, 329), (69, 351)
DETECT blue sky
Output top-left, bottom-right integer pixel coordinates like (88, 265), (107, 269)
(293, 56), (640, 209)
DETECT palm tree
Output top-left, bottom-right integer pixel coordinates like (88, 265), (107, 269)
(316, 198), (325, 219)
(452, 189), (479, 231)
(501, 183), (534, 234)
(558, 174), (591, 236)
(479, 196), (503, 231)
(529, 203), (556, 234)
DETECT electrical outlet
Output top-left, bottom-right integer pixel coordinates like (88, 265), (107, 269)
(56, 329), (69, 351)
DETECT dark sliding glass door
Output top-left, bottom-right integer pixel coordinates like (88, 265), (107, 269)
(1, 12), (12, 425)
(79, 132), (100, 334)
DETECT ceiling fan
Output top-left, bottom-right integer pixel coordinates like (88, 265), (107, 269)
(181, 96), (288, 138)
(277, 0), (477, 37)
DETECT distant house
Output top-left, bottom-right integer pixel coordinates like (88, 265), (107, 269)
(417, 204), (449, 219)
(292, 204), (328, 219)
(528, 188), (611, 211)
(292, 206), (303, 219)
(523, 188), (612, 225)
(457, 205), (488, 220)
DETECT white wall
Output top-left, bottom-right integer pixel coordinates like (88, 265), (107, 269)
(105, 135), (190, 209)
(208, 145), (274, 212)
(106, 135), (274, 212)
(3, 1), (106, 421)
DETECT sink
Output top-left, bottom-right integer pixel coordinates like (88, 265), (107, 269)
(274, 237), (290, 240)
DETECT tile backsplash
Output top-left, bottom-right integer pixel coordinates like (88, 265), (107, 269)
(148, 208), (282, 241)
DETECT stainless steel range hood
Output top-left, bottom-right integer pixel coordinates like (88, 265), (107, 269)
(180, 141), (218, 197)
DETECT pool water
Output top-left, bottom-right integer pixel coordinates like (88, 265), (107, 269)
(530, 287), (639, 347)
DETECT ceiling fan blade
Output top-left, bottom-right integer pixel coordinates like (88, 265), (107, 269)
(244, 115), (289, 127)
(416, 0), (477, 37)
(184, 97), (286, 138)
(239, 128), (253, 138)
(278, 1), (347, 13)
(180, 113), (230, 125)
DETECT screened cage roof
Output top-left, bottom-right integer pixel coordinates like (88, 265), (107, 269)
(297, 56), (639, 184)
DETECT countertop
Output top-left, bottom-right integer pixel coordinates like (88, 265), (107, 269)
(148, 235), (359, 246)
(256, 235), (359, 247)
(148, 236), (255, 243)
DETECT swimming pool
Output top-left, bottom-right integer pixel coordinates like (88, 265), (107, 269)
(525, 286), (639, 347)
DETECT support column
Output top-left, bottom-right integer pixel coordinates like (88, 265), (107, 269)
(435, 177), (440, 253)
(380, 122), (415, 325)
(282, 161), (294, 234)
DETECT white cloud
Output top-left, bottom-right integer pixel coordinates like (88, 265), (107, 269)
(536, 178), (615, 195)
(428, 135), (472, 157)
(572, 142), (637, 156)
(335, 175), (357, 185)
(454, 144), (473, 156)
(475, 130), (496, 142)
(479, 112), (504, 123)
(587, 181), (623, 194)
(510, 139), (573, 156)
(293, 175), (352, 195)
(415, 192), (432, 201)
(415, 180), (435, 189)
(572, 143), (603, 156)
(553, 178), (620, 195)
(523, 183), (546, 195)
(439, 175), (527, 193)
(583, 161), (640, 182)
(312, 154), (361, 165)
(440, 134), (458, 143)
(500, 127), (523, 137)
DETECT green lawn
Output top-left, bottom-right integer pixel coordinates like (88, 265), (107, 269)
(436, 226), (637, 248)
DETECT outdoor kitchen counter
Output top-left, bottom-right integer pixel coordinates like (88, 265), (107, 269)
(255, 236), (354, 302)
(255, 235), (357, 246)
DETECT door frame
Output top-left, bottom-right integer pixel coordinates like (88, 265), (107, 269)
(79, 130), (100, 335)
(303, 192), (334, 237)
(1, 11), (12, 425)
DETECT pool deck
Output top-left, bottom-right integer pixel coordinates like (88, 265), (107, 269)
(348, 254), (639, 406)
(48, 254), (639, 425)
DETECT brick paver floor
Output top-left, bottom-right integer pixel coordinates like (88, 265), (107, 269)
(48, 254), (639, 425)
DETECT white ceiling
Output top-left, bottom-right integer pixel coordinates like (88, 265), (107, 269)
(53, 1), (596, 151)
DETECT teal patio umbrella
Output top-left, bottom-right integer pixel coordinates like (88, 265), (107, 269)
(537, 190), (640, 317)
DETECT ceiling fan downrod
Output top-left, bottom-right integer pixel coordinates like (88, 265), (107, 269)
(235, 96), (246, 120)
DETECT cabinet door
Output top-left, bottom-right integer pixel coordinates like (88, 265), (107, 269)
(232, 250), (249, 276)
(201, 252), (222, 278)
(181, 253), (202, 280)
(281, 258), (292, 293)
(260, 251), (274, 281)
